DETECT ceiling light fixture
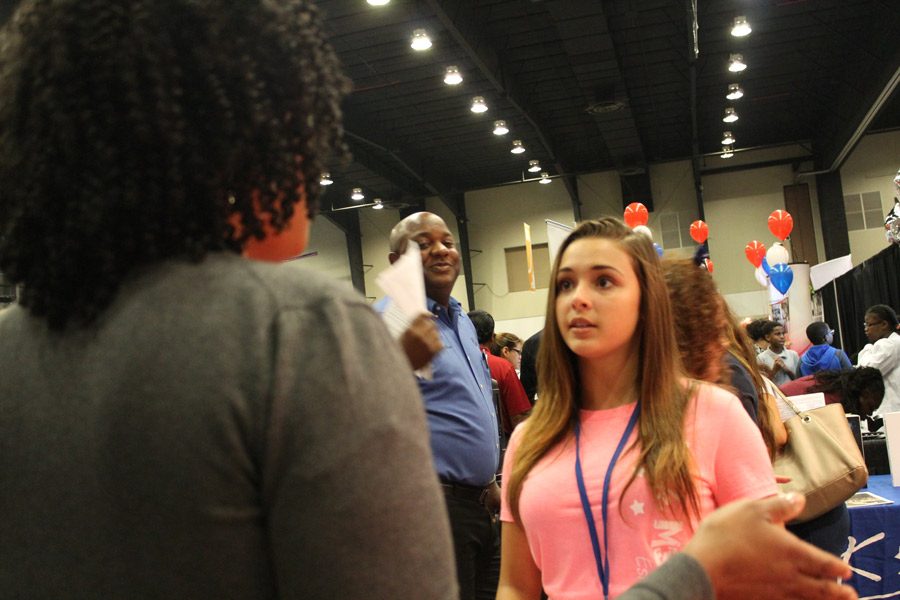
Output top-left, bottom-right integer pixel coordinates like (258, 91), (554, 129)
(470, 96), (488, 113)
(539, 172), (551, 184)
(721, 145), (734, 159)
(319, 172), (333, 186)
(510, 139), (525, 154)
(726, 83), (744, 100)
(527, 160), (541, 173)
(723, 107), (739, 123)
(351, 188), (364, 201)
(366, 0), (390, 5)
(410, 29), (432, 51)
(731, 16), (751, 37)
(728, 53), (747, 73)
(443, 66), (462, 85)
(372, 198), (384, 210)
(721, 131), (735, 145)
(492, 120), (509, 135)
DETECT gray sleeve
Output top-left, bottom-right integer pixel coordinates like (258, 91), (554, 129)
(619, 553), (714, 600)
(262, 294), (457, 600)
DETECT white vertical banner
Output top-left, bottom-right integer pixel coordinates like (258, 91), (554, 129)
(546, 219), (573, 266)
(524, 223), (536, 291)
(786, 263), (813, 353)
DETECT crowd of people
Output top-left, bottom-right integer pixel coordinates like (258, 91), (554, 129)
(1, 1), (895, 599)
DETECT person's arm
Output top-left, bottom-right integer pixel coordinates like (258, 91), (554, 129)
(762, 388), (789, 450)
(497, 366), (532, 430)
(783, 352), (800, 380)
(838, 350), (852, 370)
(858, 337), (900, 372)
(496, 520), (543, 600)
(519, 333), (540, 402)
(681, 494), (856, 600)
(265, 299), (457, 599)
(725, 355), (759, 423)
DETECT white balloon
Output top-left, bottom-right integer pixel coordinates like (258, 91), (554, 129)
(766, 242), (790, 266)
(632, 225), (653, 239)
(754, 266), (768, 288)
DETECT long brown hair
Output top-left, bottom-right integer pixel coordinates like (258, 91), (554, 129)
(506, 218), (698, 523)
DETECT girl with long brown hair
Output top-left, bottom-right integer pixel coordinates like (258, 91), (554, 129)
(496, 219), (776, 599)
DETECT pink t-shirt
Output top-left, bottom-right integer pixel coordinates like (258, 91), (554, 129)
(500, 382), (776, 600)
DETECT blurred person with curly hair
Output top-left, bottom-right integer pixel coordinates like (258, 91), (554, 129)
(0, 1), (458, 598)
(781, 367), (884, 420)
(746, 318), (771, 355)
(661, 259), (784, 459)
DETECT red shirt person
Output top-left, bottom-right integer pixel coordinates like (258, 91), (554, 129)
(469, 310), (532, 434)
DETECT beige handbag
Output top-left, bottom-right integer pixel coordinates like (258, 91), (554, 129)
(773, 395), (867, 523)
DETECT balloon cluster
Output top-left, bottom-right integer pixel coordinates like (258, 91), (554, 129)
(744, 210), (794, 299)
(623, 202), (712, 269)
(623, 202), (664, 257)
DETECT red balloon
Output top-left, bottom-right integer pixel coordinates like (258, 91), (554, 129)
(624, 202), (649, 228)
(689, 220), (709, 244)
(768, 210), (794, 241)
(744, 240), (766, 268)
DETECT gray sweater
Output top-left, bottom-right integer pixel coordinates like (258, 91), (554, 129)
(0, 254), (457, 599)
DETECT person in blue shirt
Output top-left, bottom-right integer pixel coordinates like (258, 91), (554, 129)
(380, 212), (501, 600)
(800, 321), (852, 376)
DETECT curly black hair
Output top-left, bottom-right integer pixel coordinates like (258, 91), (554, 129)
(0, 0), (350, 329)
(810, 367), (884, 415)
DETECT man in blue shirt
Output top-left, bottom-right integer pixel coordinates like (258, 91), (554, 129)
(382, 212), (501, 600)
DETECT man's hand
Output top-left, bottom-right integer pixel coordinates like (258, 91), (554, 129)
(483, 481), (501, 515)
(399, 313), (443, 371)
(684, 493), (856, 600)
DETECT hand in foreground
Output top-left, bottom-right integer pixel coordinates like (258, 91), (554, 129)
(400, 313), (443, 371)
(683, 493), (857, 600)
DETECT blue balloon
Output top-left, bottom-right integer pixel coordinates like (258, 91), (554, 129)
(769, 263), (793, 295)
(653, 242), (663, 257)
(761, 256), (771, 275)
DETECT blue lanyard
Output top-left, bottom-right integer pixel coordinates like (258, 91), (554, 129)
(574, 402), (641, 600)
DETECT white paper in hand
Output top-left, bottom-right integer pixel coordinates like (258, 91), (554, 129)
(375, 243), (433, 378)
(376, 242), (428, 331)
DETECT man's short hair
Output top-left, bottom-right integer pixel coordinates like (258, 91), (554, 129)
(806, 321), (831, 345)
(467, 310), (494, 345)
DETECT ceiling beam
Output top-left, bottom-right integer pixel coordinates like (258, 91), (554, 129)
(423, 0), (581, 213)
(814, 47), (900, 172)
(344, 132), (432, 198)
(341, 115), (464, 220)
(545, 1), (649, 172)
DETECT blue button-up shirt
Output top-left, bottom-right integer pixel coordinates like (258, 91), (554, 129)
(377, 295), (499, 486)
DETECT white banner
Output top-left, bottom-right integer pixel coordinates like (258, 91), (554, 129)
(546, 219), (574, 266)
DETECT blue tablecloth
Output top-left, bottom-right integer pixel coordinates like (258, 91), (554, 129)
(847, 475), (900, 598)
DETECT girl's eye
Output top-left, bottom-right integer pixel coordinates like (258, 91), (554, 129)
(557, 279), (573, 292)
(597, 276), (613, 288)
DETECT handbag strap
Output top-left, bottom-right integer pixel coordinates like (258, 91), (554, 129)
(765, 377), (802, 416)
